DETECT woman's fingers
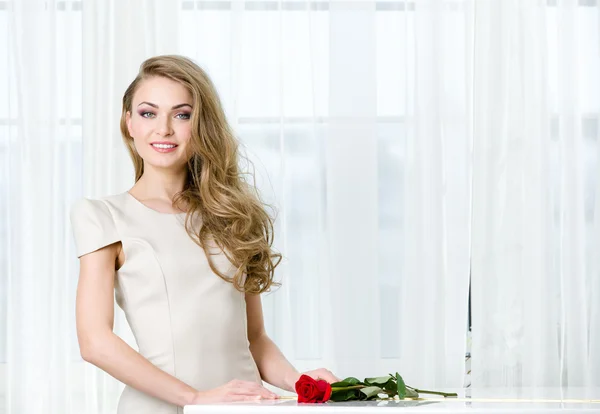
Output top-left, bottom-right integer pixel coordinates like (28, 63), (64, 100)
(304, 368), (342, 383)
(233, 383), (278, 399)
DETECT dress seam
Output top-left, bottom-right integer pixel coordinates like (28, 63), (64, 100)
(100, 198), (179, 414)
(154, 252), (178, 381)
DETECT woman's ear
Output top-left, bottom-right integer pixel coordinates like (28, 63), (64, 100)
(125, 111), (133, 137)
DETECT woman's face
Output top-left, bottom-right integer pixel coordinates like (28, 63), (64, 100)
(126, 76), (194, 173)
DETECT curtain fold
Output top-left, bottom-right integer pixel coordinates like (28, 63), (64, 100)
(471, 0), (600, 387)
(397, 0), (472, 388)
(6, 1), (76, 412)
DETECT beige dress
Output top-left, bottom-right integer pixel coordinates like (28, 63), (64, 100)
(70, 192), (262, 414)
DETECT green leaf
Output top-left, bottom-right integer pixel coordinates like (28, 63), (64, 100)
(331, 379), (363, 388)
(364, 376), (392, 386)
(330, 381), (353, 388)
(342, 377), (362, 385)
(395, 372), (407, 399)
(405, 387), (419, 399)
(330, 389), (360, 402)
(331, 377), (361, 387)
(383, 379), (397, 393)
(359, 386), (384, 400)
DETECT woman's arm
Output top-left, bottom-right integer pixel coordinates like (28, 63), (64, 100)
(77, 243), (275, 405)
(246, 293), (340, 392)
(76, 242), (199, 406)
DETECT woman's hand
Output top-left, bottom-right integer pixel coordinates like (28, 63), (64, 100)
(302, 368), (341, 383)
(191, 379), (279, 404)
(288, 368), (341, 389)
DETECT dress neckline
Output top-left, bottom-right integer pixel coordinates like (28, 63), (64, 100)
(124, 191), (187, 216)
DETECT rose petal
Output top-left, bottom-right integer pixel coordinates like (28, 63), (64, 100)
(322, 383), (332, 402)
(299, 375), (318, 385)
(315, 380), (328, 392)
(315, 380), (332, 403)
(296, 375), (321, 403)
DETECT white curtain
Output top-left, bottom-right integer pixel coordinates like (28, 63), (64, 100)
(3, 2), (84, 413)
(1, 0), (597, 413)
(470, 0), (600, 388)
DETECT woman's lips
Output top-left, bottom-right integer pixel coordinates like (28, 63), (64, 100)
(151, 142), (178, 153)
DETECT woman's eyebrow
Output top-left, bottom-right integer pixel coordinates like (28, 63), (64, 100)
(137, 101), (193, 109)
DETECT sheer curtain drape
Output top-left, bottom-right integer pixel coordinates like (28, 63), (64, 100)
(471, 0), (600, 388)
(3, 2), (84, 413)
(1, 0), (598, 413)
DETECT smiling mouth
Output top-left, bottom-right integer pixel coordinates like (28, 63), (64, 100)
(151, 143), (178, 149)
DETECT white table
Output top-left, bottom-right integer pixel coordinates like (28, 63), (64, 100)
(184, 388), (600, 414)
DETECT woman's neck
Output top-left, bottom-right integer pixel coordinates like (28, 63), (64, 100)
(132, 165), (188, 201)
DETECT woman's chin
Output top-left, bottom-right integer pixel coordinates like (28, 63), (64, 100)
(144, 158), (188, 173)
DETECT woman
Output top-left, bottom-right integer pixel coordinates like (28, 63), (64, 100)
(70, 55), (339, 414)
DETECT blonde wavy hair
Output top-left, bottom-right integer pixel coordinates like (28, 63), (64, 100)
(120, 55), (281, 294)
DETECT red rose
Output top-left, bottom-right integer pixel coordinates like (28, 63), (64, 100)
(295, 374), (332, 403)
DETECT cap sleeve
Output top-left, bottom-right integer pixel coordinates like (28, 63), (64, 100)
(70, 198), (120, 258)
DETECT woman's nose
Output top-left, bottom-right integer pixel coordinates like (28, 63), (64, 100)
(156, 115), (173, 136)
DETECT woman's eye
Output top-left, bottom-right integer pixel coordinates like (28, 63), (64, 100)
(176, 113), (191, 120)
(140, 112), (155, 118)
